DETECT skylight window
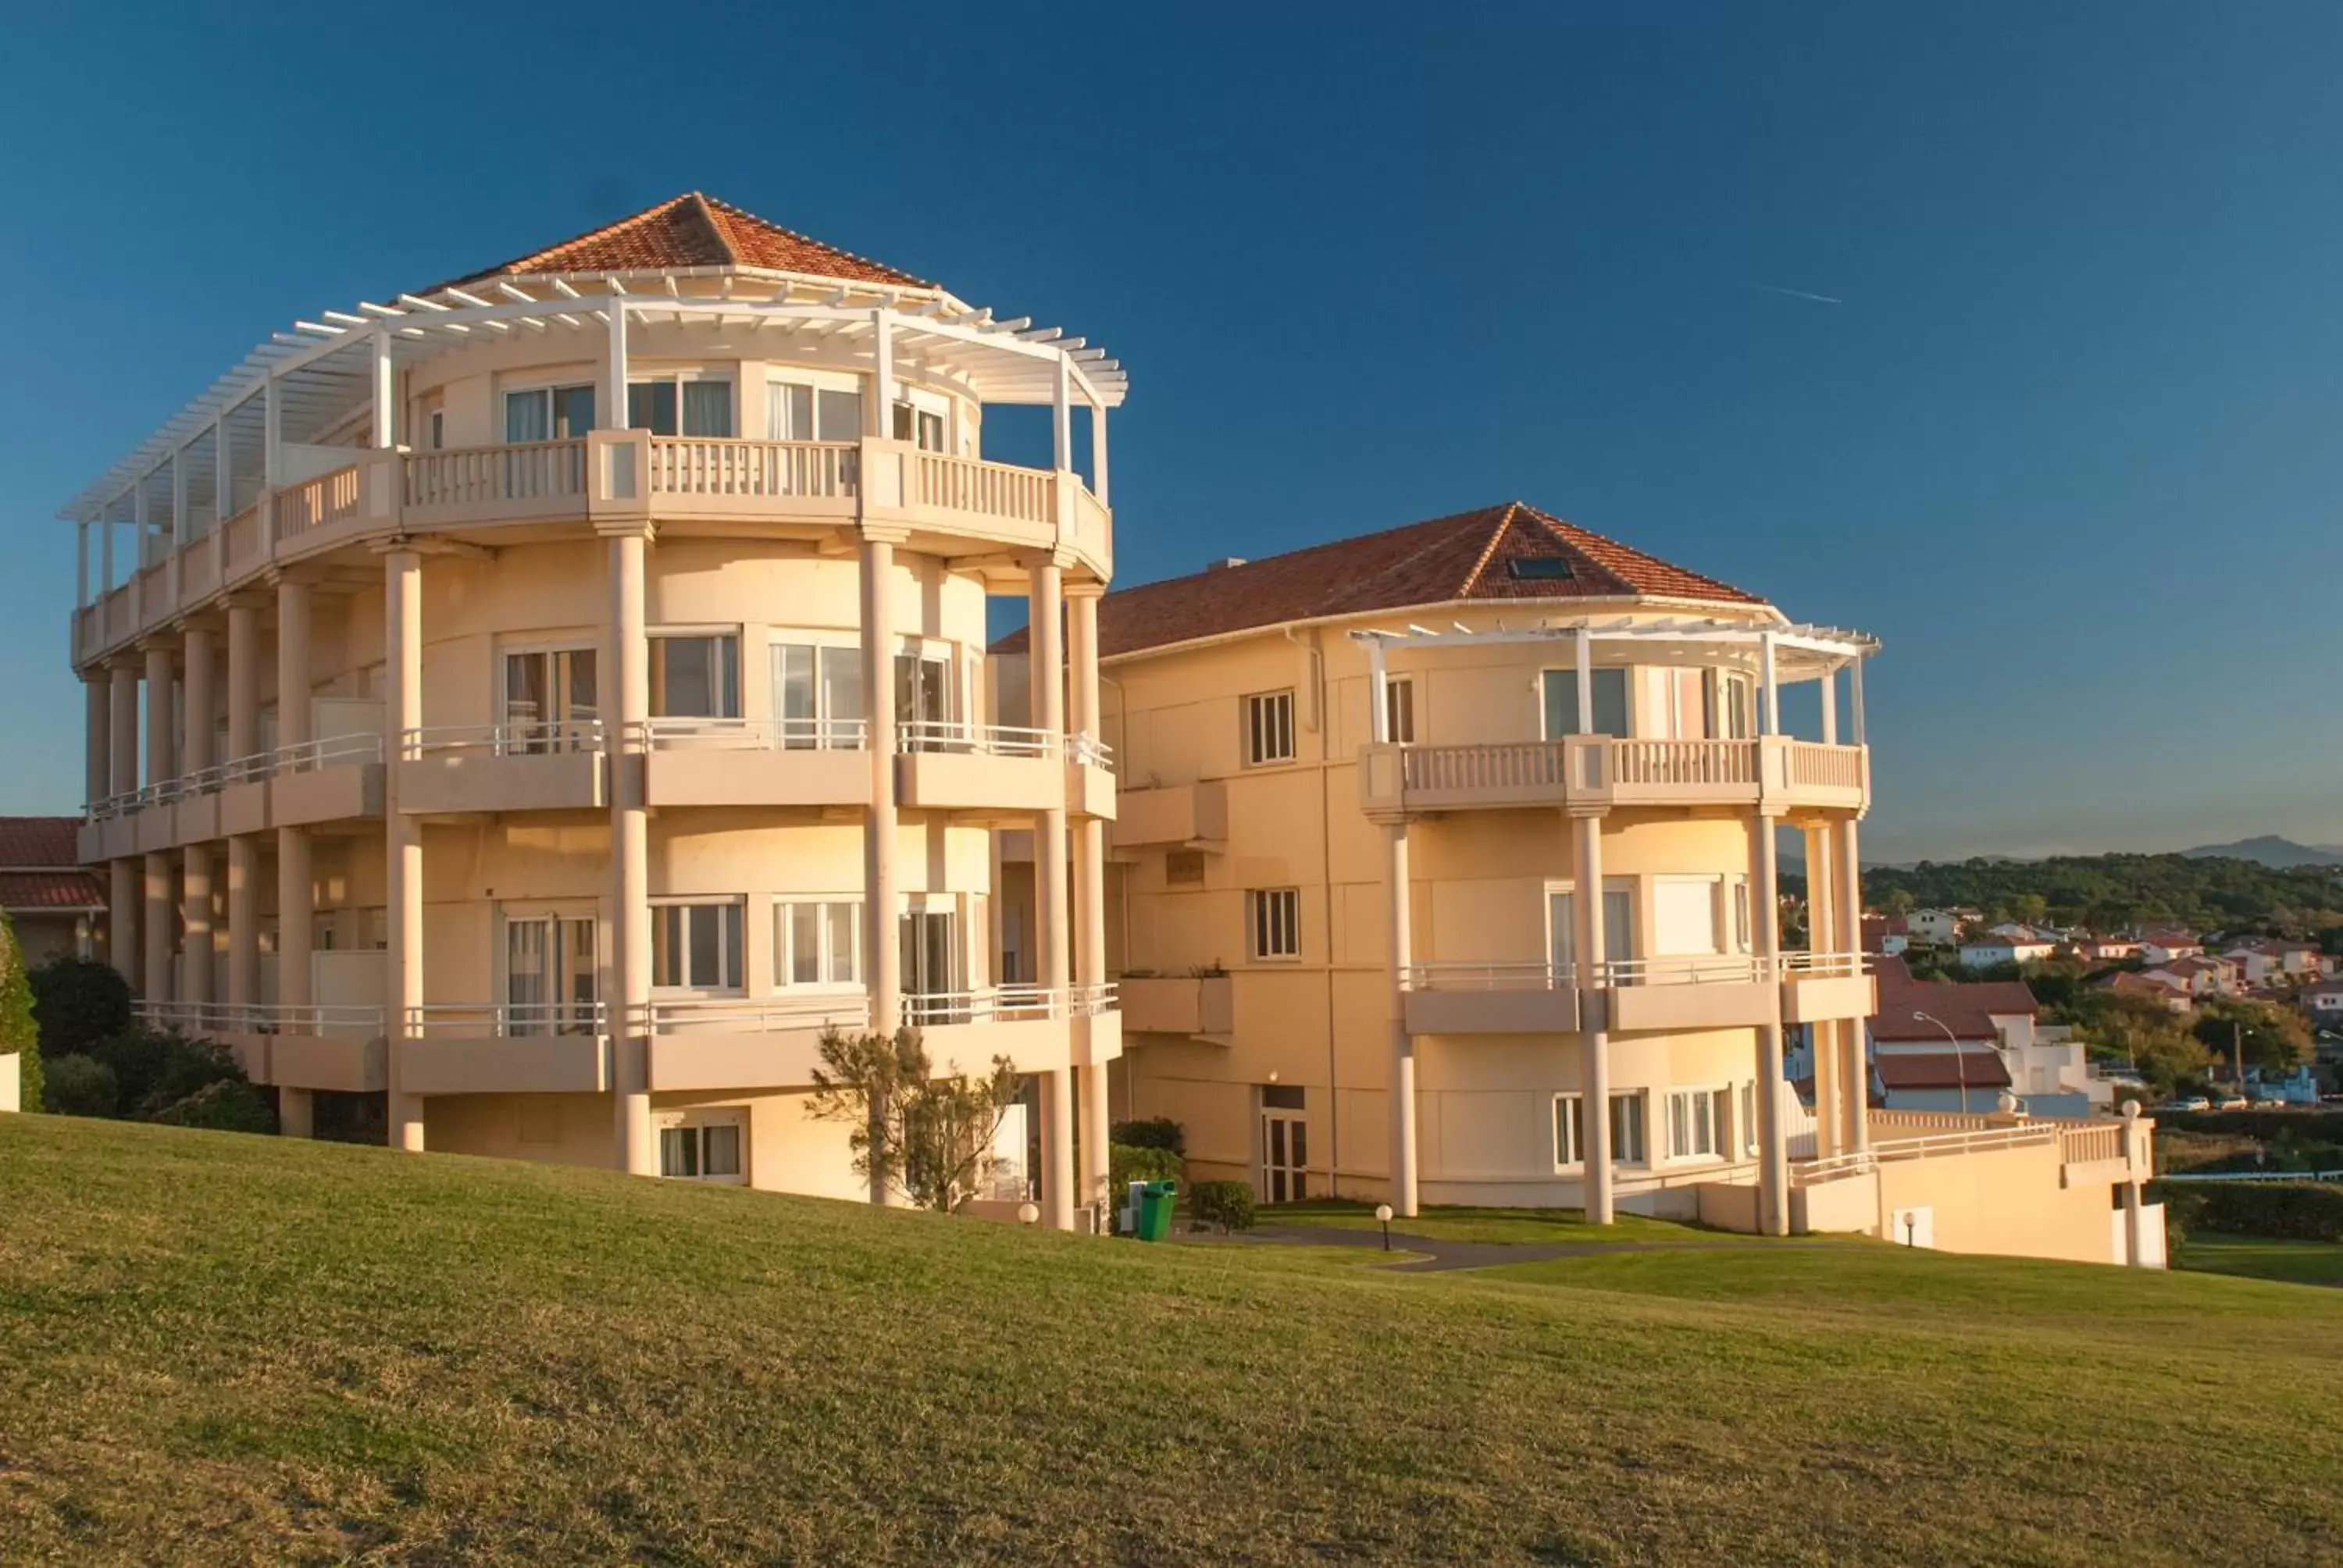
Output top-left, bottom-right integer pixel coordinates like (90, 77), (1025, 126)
(1507, 558), (1574, 581)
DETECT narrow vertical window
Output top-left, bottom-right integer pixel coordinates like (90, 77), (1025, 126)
(1245, 690), (1296, 765)
(1383, 678), (1414, 744)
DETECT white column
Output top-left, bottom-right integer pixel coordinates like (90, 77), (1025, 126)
(1803, 820), (1837, 1157)
(183, 627), (216, 779)
(76, 521), (90, 608)
(860, 535), (902, 1195)
(1387, 821), (1418, 1217)
(1068, 589), (1111, 1224)
(1819, 668), (1838, 746)
(601, 295), (629, 431)
(108, 659), (139, 985)
(1760, 633), (1780, 736)
(276, 578), (312, 751)
(2120, 1103), (2147, 1267)
(1575, 628), (1594, 734)
(109, 663), (139, 797)
(1836, 815), (1868, 1154)
(1849, 657), (1867, 747)
(1089, 401), (1110, 506)
(226, 600), (262, 1017)
(1030, 558), (1075, 1229)
(1052, 354), (1073, 473)
(144, 643), (175, 787)
(226, 602), (260, 762)
(1574, 811), (1614, 1224)
(868, 310), (895, 434)
(384, 547), (426, 1153)
(276, 827), (312, 1017)
(262, 377), (282, 487)
(608, 526), (654, 1175)
(101, 511), (116, 596)
(370, 327), (395, 449)
(143, 851), (172, 1003)
(180, 625), (216, 1008)
(1750, 811), (1788, 1235)
(84, 677), (110, 811)
(109, 858), (138, 989)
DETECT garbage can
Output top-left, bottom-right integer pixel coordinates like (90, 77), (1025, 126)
(1134, 1179), (1179, 1242)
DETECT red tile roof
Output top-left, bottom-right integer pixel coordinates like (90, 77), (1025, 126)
(1002, 501), (1767, 659)
(0, 871), (105, 911)
(0, 817), (83, 868)
(1874, 1052), (2013, 1092)
(1868, 955), (2037, 1041)
(435, 192), (932, 293)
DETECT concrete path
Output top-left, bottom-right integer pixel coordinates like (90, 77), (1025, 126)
(1218, 1223), (1833, 1274)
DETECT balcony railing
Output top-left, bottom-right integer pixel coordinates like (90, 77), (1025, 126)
(642, 994), (874, 1034)
(405, 1001), (608, 1037)
(401, 720), (607, 759)
(1778, 951), (1869, 980)
(900, 983), (1118, 1027)
(86, 732), (383, 820)
(1792, 1121), (2062, 1186)
(650, 438), (858, 500)
(1400, 953), (1867, 991)
(135, 1000), (385, 1036)
(405, 440), (587, 509)
(633, 717), (868, 752)
(1403, 961), (1575, 992)
(912, 450), (1053, 526)
(1604, 739), (1759, 788)
(1364, 734), (1868, 814)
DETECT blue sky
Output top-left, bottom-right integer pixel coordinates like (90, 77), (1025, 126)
(5, 2), (2339, 861)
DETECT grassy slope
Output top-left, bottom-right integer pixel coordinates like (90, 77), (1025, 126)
(1266, 1199), (1716, 1245)
(5, 1119), (2342, 1566)
(2179, 1233), (2343, 1287)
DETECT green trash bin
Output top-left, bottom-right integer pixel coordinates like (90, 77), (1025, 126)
(1134, 1179), (1179, 1242)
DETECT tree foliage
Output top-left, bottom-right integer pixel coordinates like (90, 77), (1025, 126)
(29, 958), (132, 1057)
(807, 1026), (1021, 1213)
(1864, 853), (2343, 938)
(2068, 993), (2213, 1094)
(0, 913), (40, 1114)
(2191, 1000), (2314, 1075)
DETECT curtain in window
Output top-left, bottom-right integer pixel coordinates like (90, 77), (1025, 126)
(629, 382), (678, 435)
(505, 390), (551, 444)
(769, 383), (813, 441)
(1542, 668), (1630, 739)
(683, 382), (734, 437)
(816, 388), (863, 440)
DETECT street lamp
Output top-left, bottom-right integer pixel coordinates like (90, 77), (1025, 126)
(1913, 1009), (1968, 1110)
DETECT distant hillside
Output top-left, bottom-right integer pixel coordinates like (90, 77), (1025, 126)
(2181, 836), (2343, 870)
(1865, 852), (2343, 937)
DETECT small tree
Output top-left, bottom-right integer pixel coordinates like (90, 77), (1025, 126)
(2194, 1000), (2314, 1077)
(0, 912), (40, 1113)
(28, 957), (132, 1057)
(807, 1026), (1021, 1213)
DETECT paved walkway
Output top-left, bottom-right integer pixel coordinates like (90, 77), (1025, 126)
(1214, 1223), (1832, 1274)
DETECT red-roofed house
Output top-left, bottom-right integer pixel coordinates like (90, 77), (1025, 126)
(2138, 932), (2204, 965)
(0, 816), (105, 966)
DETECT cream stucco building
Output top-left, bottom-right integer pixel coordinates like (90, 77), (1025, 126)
(66, 194), (1121, 1226)
(1052, 504), (2162, 1264)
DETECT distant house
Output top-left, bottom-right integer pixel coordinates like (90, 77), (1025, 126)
(1867, 956), (2095, 1115)
(1906, 908), (1963, 946)
(2137, 932), (2204, 965)
(2217, 938), (2323, 986)
(0, 817), (105, 968)
(1861, 914), (1910, 957)
(2302, 980), (2343, 1029)
(1958, 934), (2058, 968)
(2142, 954), (2237, 999)
(2070, 936), (2140, 964)
(2096, 969), (2193, 1012)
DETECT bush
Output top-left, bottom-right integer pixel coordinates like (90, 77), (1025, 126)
(1190, 1180), (1257, 1234)
(148, 1078), (276, 1135)
(1109, 1142), (1184, 1195)
(2161, 1110), (2343, 1144)
(41, 1053), (118, 1118)
(2149, 1180), (2343, 1242)
(0, 911), (37, 1113)
(28, 958), (132, 1057)
(1111, 1117), (1186, 1154)
(89, 1028), (244, 1119)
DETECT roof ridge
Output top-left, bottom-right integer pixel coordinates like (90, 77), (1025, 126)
(1518, 502), (1753, 601)
(1455, 501), (1523, 598)
(496, 192), (698, 276)
(685, 192), (739, 266)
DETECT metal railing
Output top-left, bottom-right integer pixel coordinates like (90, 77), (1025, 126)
(1779, 950), (1870, 979)
(401, 720), (607, 759)
(405, 1001), (608, 1037)
(1792, 1121), (2062, 1185)
(1599, 953), (1771, 988)
(1398, 953), (1869, 990)
(897, 721), (1061, 757)
(85, 732), (382, 819)
(1402, 960), (1575, 992)
(641, 993), (874, 1034)
(631, 717), (868, 752)
(134, 1000), (385, 1037)
(897, 985), (1119, 1026)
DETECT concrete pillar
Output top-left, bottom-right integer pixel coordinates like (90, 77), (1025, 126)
(142, 852), (172, 1001)
(109, 663), (140, 798)
(226, 836), (259, 1014)
(109, 858), (138, 989)
(1573, 810), (1614, 1224)
(608, 527), (654, 1175)
(180, 846), (212, 1007)
(279, 1088), (315, 1139)
(144, 643), (175, 788)
(859, 534), (900, 1206)
(1068, 589), (1111, 1222)
(84, 677), (111, 809)
(1030, 558), (1074, 1231)
(2120, 1103), (2147, 1267)
(226, 602), (260, 763)
(1387, 820), (1418, 1217)
(1803, 819), (1838, 1157)
(1750, 811), (1789, 1235)
(276, 827), (312, 1016)
(276, 577), (312, 751)
(183, 627), (216, 779)
(1836, 814), (1869, 1154)
(383, 547), (426, 1153)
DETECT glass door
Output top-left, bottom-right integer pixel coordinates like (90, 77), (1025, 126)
(504, 648), (599, 753)
(895, 650), (953, 751)
(900, 907), (959, 1021)
(772, 643), (865, 750)
(1259, 1088), (1309, 1204)
(506, 914), (598, 1035)
(1550, 888), (1635, 985)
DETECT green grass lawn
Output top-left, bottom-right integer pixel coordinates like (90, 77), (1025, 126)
(7, 1117), (2343, 1565)
(2179, 1231), (2343, 1287)
(1264, 1198), (1721, 1245)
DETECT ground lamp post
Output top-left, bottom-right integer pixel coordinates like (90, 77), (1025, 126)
(1374, 1203), (1394, 1251)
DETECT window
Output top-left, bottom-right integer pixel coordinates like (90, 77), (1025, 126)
(628, 378), (734, 437)
(1710, 671), (1755, 739)
(1668, 1088), (1728, 1161)
(1245, 690), (1295, 765)
(771, 641), (865, 748)
(1541, 668), (1629, 739)
(428, 409), (444, 451)
(1382, 677), (1414, 744)
(776, 898), (863, 988)
(1733, 878), (1753, 953)
(892, 401), (947, 452)
(503, 646), (599, 752)
(1653, 876), (1723, 960)
(652, 633), (741, 718)
(1554, 1092), (1650, 1167)
(504, 384), (596, 443)
(1165, 850), (1206, 887)
(1507, 557), (1574, 581)
(1247, 889), (1300, 960)
(1547, 886), (1635, 978)
(652, 900), (744, 991)
(768, 380), (864, 442)
(658, 1112), (745, 1184)
(1741, 1082), (1760, 1157)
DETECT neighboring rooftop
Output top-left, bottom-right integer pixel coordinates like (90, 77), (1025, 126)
(1000, 501), (1771, 659)
(1870, 955), (2038, 1042)
(0, 815), (105, 914)
(1874, 1052), (2015, 1092)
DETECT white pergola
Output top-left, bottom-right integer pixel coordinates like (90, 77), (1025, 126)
(1353, 616), (1881, 745)
(61, 267), (1129, 607)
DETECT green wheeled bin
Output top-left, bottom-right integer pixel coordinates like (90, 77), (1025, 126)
(1134, 1179), (1179, 1242)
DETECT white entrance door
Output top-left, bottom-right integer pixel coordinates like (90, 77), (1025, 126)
(1259, 1088), (1309, 1204)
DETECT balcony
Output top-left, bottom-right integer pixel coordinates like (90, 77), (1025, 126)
(1400, 963), (1582, 1035)
(136, 1000), (387, 1092)
(1778, 950), (1877, 1025)
(1110, 780), (1228, 854)
(82, 734), (383, 861)
(398, 723), (606, 815)
(894, 724), (1116, 820)
(75, 433), (1113, 670)
(1358, 736), (1868, 818)
(1602, 955), (1778, 1032)
(1117, 974), (1235, 1039)
(1395, 953), (1871, 1036)
(398, 1003), (612, 1095)
(637, 718), (871, 809)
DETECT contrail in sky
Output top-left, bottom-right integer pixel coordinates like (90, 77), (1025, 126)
(1753, 283), (1845, 305)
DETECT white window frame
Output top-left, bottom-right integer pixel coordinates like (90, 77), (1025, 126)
(1246, 887), (1301, 962)
(768, 630), (867, 750)
(651, 897), (747, 994)
(773, 896), (866, 992)
(1665, 1085), (1730, 1164)
(1652, 874), (1728, 959)
(765, 367), (870, 442)
(1383, 676), (1415, 745)
(650, 626), (744, 720)
(1543, 878), (1638, 977)
(501, 380), (597, 443)
(626, 371), (736, 437)
(1741, 1080), (1760, 1158)
(1244, 689), (1296, 767)
(655, 1108), (747, 1185)
(1553, 1091), (1652, 1170)
(497, 638), (602, 752)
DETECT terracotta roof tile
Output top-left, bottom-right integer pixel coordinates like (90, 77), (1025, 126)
(1868, 954), (2038, 1040)
(435, 192), (931, 293)
(1001, 501), (1767, 658)
(0, 817), (83, 868)
(1874, 1052), (2013, 1092)
(0, 871), (105, 911)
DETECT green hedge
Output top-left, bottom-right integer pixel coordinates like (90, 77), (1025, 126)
(148, 1078), (276, 1135)
(2160, 1111), (2343, 1144)
(1108, 1142), (1183, 1192)
(28, 957), (131, 1057)
(2152, 1180), (2343, 1242)
(0, 911), (37, 1113)
(42, 1054), (118, 1117)
(1111, 1117), (1186, 1154)
(1190, 1180), (1257, 1233)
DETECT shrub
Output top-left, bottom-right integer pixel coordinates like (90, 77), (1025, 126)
(2149, 1180), (2343, 1242)
(1109, 1142), (1184, 1193)
(148, 1078), (276, 1135)
(1111, 1117), (1186, 1154)
(1190, 1180), (1257, 1234)
(41, 1053), (118, 1118)
(89, 1028), (245, 1120)
(0, 912), (37, 1113)
(28, 958), (132, 1057)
